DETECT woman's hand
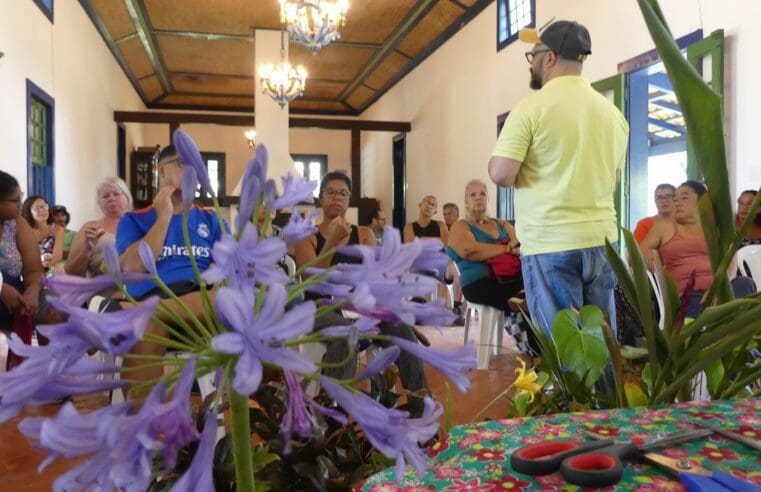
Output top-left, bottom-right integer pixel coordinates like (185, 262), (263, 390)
(508, 239), (521, 256)
(21, 286), (39, 316)
(0, 283), (25, 312)
(83, 225), (105, 251)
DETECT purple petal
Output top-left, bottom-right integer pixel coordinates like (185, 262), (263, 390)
(138, 241), (158, 277)
(102, 241), (123, 285)
(236, 172), (261, 233)
(356, 346), (400, 381)
(282, 209), (319, 244)
(173, 129), (214, 196)
(391, 337), (476, 393)
(272, 173), (317, 209)
(171, 411), (217, 492)
(319, 316), (380, 336)
(210, 332), (244, 354)
(181, 166), (198, 211)
(233, 351), (263, 395)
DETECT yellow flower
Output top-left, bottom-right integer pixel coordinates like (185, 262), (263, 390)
(513, 357), (542, 401)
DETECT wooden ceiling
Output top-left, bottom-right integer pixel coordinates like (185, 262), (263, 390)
(79, 0), (492, 116)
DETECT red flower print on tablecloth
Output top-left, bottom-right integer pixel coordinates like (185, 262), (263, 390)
(519, 435), (545, 445)
(660, 447), (689, 459)
(487, 474), (531, 491)
(433, 465), (465, 480)
(696, 445), (738, 462)
(476, 429), (505, 441)
(444, 478), (494, 491)
(429, 436), (450, 457)
(642, 409), (673, 420)
(568, 411), (611, 423)
(634, 475), (685, 491)
(627, 432), (650, 446)
(458, 434), (482, 450)
(630, 417), (655, 425)
(486, 463), (503, 474)
(535, 474), (564, 488)
(689, 410), (721, 420)
(533, 422), (569, 438)
(471, 448), (507, 462)
(585, 425), (620, 438)
(736, 424), (761, 440)
(737, 413), (761, 426)
(367, 484), (405, 492)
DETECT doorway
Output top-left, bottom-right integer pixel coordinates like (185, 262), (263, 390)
(392, 133), (406, 229)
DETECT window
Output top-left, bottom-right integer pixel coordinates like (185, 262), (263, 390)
(27, 79), (55, 202)
(497, 0), (535, 51)
(195, 152), (226, 205)
(32, 0), (54, 22)
(291, 154), (328, 199)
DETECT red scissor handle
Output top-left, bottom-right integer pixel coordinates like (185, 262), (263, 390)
(559, 443), (638, 488)
(511, 439), (614, 475)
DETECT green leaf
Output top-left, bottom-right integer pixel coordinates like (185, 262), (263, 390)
(620, 345), (649, 360)
(704, 358), (725, 397)
(552, 309), (610, 386)
(642, 364), (653, 398)
(513, 390), (532, 417)
(624, 381), (649, 407)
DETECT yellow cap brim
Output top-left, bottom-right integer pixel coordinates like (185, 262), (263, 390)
(519, 28), (542, 45)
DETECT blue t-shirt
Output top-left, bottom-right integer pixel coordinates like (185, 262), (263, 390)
(116, 206), (224, 298)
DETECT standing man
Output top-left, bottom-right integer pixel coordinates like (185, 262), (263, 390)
(633, 184), (675, 243)
(403, 195), (449, 244)
(369, 209), (387, 245)
(488, 20), (629, 334)
(442, 203), (459, 231)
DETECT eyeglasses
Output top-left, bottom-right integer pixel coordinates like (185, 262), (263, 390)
(525, 49), (551, 63)
(655, 194), (674, 201)
(33, 204), (50, 212)
(323, 188), (350, 199)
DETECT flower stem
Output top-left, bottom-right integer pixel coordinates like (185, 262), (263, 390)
(229, 383), (255, 491)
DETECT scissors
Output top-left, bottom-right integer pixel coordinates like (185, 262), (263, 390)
(511, 429), (714, 488)
(644, 452), (760, 492)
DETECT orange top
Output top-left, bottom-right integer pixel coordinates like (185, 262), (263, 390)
(660, 228), (713, 294)
(633, 216), (655, 244)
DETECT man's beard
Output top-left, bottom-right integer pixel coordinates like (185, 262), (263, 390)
(529, 68), (543, 90)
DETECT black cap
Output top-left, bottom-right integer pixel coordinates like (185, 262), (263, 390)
(520, 20), (591, 62)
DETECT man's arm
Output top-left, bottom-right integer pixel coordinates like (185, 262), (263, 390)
(488, 156), (522, 187)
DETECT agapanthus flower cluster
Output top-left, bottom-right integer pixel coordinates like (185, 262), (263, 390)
(0, 130), (476, 490)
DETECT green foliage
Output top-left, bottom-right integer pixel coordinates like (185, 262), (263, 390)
(552, 307), (610, 386)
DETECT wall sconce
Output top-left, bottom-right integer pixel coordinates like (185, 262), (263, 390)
(244, 129), (257, 149)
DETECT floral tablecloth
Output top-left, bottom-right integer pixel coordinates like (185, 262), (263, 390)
(360, 399), (761, 491)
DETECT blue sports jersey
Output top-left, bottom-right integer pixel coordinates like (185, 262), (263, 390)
(116, 206), (224, 298)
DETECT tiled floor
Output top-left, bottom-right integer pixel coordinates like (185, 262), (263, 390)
(0, 323), (521, 490)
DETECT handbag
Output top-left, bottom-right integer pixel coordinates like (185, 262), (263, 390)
(486, 241), (522, 281)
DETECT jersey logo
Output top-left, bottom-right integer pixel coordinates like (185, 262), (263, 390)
(197, 223), (210, 239)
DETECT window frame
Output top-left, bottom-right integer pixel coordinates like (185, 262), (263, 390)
(32, 0), (54, 23)
(497, 0), (536, 52)
(196, 151), (226, 206)
(26, 79), (55, 202)
(291, 153), (328, 201)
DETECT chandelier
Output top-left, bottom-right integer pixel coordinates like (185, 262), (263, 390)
(259, 29), (307, 108)
(279, 0), (349, 53)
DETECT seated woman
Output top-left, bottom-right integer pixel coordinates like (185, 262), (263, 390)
(734, 189), (761, 247)
(0, 171), (44, 368)
(640, 180), (755, 318)
(51, 205), (77, 262)
(446, 179), (536, 357)
(21, 195), (64, 276)
(65, 177), (132, 280)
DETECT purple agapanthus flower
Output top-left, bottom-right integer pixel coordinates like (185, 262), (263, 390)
(236, 144), (269, 231)
(150, 358), (201, 470)
(318, 316), (380, 336)
(211, 285), (317, 395)
(103, 241), (124, 285)
(138, 240), (158, 277)
(45, 296), (160, 356)
(202, 223), (289, 289)
(391, 337), (476, 393)
(281, 209), (318, 245)
(409, 235), (450, 276)
(181, 166), (199, 211)
(171, 409), (216, 492)
(0, 339), (122, 423)
(281, 370), (314, 452)
(43, 271), (151, 307)
(356, 346), (400, 381)
(272, 173), (317, 209)
(320, 377), (441, 481)
(174, 129), (214, 197)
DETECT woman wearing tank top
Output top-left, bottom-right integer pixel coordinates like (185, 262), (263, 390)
(639, 181), (755, 317)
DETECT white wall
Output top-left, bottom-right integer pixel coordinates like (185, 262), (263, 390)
(360, 0), (761, 222)
(0, 0), (147, 229)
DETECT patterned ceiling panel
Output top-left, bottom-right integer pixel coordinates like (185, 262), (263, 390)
(397, 0), (466, 58)
(91, 0), (135, 40)
(158, 36), (254, 76)
(118, 37), (155, 79)
(144, 0), (280, 36)
(171, 73), (256, 95)
(82, 0), (490, 115)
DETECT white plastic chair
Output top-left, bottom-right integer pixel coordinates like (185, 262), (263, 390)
(647, 271), (666, 331)
(736, 245), (761, 291)
(463, 302), (505, 370)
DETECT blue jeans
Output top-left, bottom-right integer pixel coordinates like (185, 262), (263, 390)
(522, 245), (617, 337)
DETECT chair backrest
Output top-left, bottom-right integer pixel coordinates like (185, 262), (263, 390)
(283, 255), (297, 277)
(736, 245), (761, 281)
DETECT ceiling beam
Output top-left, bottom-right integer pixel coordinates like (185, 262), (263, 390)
(338, 0), (439, 101)
(114, 111), (410, 132)
(650, 99), (681, 112)
(77, 1), (146, 101)
(124, 0), (172, 93)
(648, 117), (685, 134)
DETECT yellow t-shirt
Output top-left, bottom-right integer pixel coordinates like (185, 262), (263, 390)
(492, 76), (629, 255)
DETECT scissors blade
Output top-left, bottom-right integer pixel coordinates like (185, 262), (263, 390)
(638, 429), (714, 451)
(641, 452), (713, 478)
(693, 421), (761, 452)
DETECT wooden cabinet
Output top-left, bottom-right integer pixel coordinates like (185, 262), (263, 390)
(130, 146), (160, 209)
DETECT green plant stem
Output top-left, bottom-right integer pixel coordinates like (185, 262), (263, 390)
(230, 385), (256, 492)
(470, 384), (514, 423)
(719, 366), (761, 399)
